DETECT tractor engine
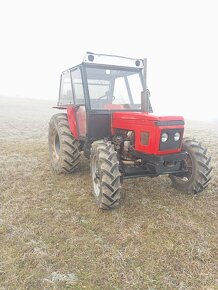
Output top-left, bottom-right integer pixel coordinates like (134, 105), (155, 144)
(113, 130), (136, 161)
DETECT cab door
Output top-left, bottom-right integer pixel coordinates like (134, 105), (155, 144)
(70, 67), (87, 138)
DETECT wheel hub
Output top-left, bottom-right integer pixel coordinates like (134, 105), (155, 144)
(181, 154), (193, 181)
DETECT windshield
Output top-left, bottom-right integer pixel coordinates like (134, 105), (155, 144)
(85, 67), (144, 110)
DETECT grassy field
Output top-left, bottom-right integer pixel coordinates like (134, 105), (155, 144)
(0, 97), (217, 289)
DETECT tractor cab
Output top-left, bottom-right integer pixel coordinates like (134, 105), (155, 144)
(57, 52), (152, 140)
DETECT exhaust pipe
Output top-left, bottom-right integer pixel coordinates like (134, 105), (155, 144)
(141, 58), (149, 113)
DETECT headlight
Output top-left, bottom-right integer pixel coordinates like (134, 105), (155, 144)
(174, 132), (181, 141)
(161, 132), (169, 142)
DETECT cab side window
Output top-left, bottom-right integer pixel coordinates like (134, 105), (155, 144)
(71, 68), (85, 105)
(59, 71), (73, 105)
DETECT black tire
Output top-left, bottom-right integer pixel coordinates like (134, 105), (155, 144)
(90, 140), (121, 209)
(48, 113), (80, 173)
(169, 138), (212, 194)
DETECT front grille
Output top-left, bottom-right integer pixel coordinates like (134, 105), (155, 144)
(159, 129), (183, 151)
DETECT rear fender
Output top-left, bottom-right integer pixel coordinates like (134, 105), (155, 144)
(67, 106), (79, 139)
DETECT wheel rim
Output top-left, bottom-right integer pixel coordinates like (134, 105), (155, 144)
(91, 155), (101, 197)
(179, 152), (193, 182)
(52, 131), (60, 160)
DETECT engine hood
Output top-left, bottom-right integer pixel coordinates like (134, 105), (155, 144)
(112, 112), (185, 155)
(112, 112), (184, 125)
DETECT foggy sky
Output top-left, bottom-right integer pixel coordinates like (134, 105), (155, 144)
(0, 0), (217, 120)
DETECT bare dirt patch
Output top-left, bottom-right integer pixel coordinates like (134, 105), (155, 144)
(0, 97), (217, 289)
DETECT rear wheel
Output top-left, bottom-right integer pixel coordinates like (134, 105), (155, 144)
(90, 140), (121, 209)
(169, 138), (212, 193)
(48, 113), (81, 173)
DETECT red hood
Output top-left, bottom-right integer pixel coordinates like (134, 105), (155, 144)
(112, 112), (185, 155)
(112, 112), (184, 123)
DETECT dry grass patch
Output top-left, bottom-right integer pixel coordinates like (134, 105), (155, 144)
(0, 98), (217, 289)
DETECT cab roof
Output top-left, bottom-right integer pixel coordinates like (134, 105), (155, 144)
(62, 52), (145, 74)
(83, 52), (145, 68)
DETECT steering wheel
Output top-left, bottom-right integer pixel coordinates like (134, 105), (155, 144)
(97, 93), (115, 101)
(98, 94), (108, 100)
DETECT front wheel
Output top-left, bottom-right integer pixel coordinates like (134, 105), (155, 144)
(169, 138), (212, 194)
(90, 140), (121, 209)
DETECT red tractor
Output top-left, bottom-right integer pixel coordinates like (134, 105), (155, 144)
(48, 52), (212, 209)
